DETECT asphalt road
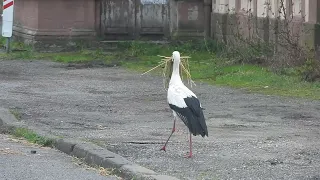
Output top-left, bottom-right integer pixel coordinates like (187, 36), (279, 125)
(0, 134), (120, 180)
(0, 60), (320, 180)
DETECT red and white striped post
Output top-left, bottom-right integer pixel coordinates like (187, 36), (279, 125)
(2, 0), (14, 53)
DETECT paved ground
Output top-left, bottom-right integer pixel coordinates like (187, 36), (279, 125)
(0, 60), (320, 180)
(0, 134), (121, 180)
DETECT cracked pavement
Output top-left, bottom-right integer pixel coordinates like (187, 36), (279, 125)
(0, 134), (120, 180)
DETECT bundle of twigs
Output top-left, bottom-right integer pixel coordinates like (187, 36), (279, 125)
(141, 54), (195, 90)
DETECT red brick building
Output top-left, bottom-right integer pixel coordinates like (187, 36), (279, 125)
(13, 0), (212, 43)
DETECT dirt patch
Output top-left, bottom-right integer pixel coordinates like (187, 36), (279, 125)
(65, 60), (121, 70)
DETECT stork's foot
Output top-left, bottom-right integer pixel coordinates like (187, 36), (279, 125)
(184, 152), (192, 158)
(160, 146), (166, 152)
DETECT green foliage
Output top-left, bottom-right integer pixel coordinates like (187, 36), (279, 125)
(119, 40), (320, 100)
(297, 58), (320, 82)
(13, 128), (54, 147)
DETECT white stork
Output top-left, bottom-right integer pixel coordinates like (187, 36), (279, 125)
(160, 51), (208, 158)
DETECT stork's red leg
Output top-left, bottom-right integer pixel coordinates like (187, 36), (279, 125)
(160, 119), (176, 151)
(185, 133), (193, 158)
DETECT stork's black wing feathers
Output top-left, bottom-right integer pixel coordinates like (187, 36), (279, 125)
(184, 97), (202, 117)
(169, 96), (208, 137)
(184, 96), (208, 137)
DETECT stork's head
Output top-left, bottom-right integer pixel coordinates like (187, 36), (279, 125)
(172, 51), (181, 63)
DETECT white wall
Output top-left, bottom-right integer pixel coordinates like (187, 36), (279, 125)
(213, 0), (312, 21)
(240, 0), (254, 13)
(213, 0), (231, 13)
(292, 0), (302, 16)
(304, 0), (312, 22)
(256, 0), (271, 18)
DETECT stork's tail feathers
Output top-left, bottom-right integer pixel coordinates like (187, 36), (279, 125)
(189, 116), (208, 137)
(191, 125), (208, 137)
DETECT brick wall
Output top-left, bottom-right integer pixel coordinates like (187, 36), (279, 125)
(13, 0), (96, 43)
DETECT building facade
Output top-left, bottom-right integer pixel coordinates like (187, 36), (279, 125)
(11, 0), (320, 50)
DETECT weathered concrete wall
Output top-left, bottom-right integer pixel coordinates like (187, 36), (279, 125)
(99, 0), (207, 40)
(100, 0), (169, 40)
(212, 0), (320, 53)
(12, 0), (319, 45)
(12, 0), (209, 42)
(170, 0), (206, 39)
(100, 0), (135, 39)
(139, 1), (169, 37)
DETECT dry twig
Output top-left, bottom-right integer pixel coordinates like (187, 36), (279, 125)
(141, 54), (195, 90)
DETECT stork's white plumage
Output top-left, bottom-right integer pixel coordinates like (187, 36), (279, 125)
(160, 51), (208, 158)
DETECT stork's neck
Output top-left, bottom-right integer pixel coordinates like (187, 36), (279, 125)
(170, 60), (182, 84)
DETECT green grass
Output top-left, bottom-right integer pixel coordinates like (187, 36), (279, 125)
(12, 128), (54, 147)
(212, 65), (320, 98)
(0, 38), (319, 100)
(126, 57), (320, 99)
(117, 41), (320, 99)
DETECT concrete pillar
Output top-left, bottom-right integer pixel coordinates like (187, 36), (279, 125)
(169, 0), (178, 36)
(253, 0), (257, 17)
(307, 0), (317, 23)
(285, 0), (292, 19)
(134, 0), (141, 39)
(300, 0), (320, 58)
(235, 0), (241, 12)
(204, 0), (212, 39)
(315, 1), (320, 58)
(317, 1), (320, 23)
(301, 0), (305, 20)
(95, 0), (102, 36)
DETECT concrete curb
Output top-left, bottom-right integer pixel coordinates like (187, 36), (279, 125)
(0, 108), (26, 133)
(0, 108), (180, 180)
